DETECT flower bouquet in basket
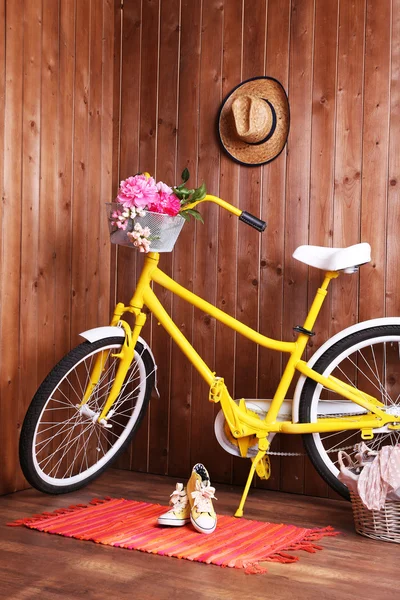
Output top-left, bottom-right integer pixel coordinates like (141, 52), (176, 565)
(107, 169), (206, 253)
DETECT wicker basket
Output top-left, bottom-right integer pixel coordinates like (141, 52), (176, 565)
(106, 203), (185, 252)
(350, 491), (400, 544)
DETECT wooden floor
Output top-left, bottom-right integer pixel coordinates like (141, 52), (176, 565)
(0, 469), (397, 600)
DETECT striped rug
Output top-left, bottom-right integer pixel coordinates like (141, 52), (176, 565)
(8, 497), (338, 574)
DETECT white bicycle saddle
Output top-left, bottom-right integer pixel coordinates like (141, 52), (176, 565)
(293, 242), (371, 272)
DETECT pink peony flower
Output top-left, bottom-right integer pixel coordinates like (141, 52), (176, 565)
(150, 188), (181, 216)
(117, 174), (158, 209)
(156, 181), (174, 195)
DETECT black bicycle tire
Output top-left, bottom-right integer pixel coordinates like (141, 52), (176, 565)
(19, 337), (155, 494)
(299, 324), (400, 500)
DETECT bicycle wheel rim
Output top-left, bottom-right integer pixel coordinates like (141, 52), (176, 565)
(31, 343), (148, 487)
(306, 332), (400, 479)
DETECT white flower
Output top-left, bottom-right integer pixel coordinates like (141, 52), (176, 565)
(156, 181), (173, 195)
(126, 221), (152, 253)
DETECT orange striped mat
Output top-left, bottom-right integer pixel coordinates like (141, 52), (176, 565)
(8, 498), (338, 574)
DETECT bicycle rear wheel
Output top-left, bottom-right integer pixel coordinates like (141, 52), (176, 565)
(19, 337), (155, 494)
(299, 325), (400, 499)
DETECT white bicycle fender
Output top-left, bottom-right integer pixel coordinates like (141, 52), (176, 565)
(79, 326), (159, 395)
(292, 317), (400, 422)
(80, 326), (125, 342)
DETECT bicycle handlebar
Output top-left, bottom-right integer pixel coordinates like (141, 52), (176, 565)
(184, 194), (267, 233)
(238, 211), (267, 232)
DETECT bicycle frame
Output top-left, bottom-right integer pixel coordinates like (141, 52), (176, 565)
(83, 251), (393, 435)
(78, 195), (400, 515)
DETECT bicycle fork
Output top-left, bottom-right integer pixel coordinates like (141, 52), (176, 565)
(77, 307), (147, 426)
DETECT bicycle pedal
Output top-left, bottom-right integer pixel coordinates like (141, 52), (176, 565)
(253, 454), (271, 480)
(209, 376), (225, 403)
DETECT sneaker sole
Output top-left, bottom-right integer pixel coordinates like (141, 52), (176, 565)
(190, 515), (217, 534)
(157, 517), (190, 527)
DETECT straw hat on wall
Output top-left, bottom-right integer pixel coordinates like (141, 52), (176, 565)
(218, 76), (290, 166)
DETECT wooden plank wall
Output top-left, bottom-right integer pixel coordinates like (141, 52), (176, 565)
(0, 0), (116, 495)
(115, 0), (400, 497)
(1, 0), (399, 499)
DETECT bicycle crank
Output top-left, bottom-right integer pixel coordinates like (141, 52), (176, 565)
(214, 400), (292, 458)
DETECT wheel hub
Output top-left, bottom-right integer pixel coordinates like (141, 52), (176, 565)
(76, 404), (113, 428)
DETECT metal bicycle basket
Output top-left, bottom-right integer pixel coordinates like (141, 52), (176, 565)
(106, 203), (185, 252)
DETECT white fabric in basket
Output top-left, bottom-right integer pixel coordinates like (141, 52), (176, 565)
(337, 451), (361, 494)
(357, 445), (400, 510)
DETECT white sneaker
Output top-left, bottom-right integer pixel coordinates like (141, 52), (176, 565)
(157, 483), (190, 527)
(187, 464), (217, 534)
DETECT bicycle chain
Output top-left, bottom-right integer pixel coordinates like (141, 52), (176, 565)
(266, 444), (355, 457)
(248, 408), (365, 457)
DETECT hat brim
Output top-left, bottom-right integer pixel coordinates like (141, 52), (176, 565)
(218, 77), (290, 167)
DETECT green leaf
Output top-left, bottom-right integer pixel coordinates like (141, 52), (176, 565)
(177, 187), (191, 196)
(196, 182), (207, 200)
(193, 213), (204, 223)
(174, 189), (188, 202)
(185, 209), (204, 223)
(179, 210), (191, 222)
(190, 182), (207, 202)
(189, 189), (201, 202)
(181, 167), (190, 183)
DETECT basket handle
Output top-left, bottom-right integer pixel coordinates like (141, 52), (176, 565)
(337, 450), (356, 471)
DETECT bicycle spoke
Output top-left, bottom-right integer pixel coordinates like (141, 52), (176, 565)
(356, 346), (393, 406)
(35, 412), (82, 450)
(343, 350), (392, 406)
(320, 430), (359, 454)
(329, 359), (392, 407)
(63, 424), (98, 478)
(51, 423), (85, 478)
(39, 420), (94, 473)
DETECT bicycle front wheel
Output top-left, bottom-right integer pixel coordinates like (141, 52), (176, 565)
(20, 337), (155, 494)
(299, 325), (400, 499)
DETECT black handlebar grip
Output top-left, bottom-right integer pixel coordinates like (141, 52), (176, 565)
(239, 211), (267, 232)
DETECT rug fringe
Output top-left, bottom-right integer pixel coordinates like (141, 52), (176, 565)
(237, 525), (339, 573)
(244, 563), (268, 575)
(6, 496), (114, 527)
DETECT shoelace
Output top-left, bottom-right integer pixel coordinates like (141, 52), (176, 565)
(191, 480), (217, 513)
(169, 483), (188, 511)
(354, 441), (379, 467)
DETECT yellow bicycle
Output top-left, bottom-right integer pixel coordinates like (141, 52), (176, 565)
(19, 194), (400, 516)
